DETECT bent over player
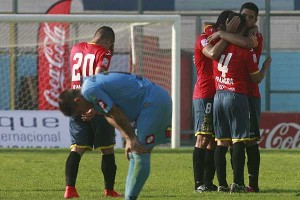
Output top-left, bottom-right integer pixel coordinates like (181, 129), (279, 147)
(58, 72), (172, 200)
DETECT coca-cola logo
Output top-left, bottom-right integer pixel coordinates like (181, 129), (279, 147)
(43, 23), (67, 107)
(259, 122), (300, 149)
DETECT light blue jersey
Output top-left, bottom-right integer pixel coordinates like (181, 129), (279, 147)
(81, 72), (153, 121)
(81, 72), (172, 147)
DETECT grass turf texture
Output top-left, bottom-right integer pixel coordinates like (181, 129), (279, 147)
(0, 148), (299, 200)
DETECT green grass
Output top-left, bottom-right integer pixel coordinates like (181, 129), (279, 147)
(0, 148), (299, 199)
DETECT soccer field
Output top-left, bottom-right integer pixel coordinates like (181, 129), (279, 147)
(0, 148), (299, 200)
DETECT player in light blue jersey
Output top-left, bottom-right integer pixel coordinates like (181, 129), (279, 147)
(58, 72), (172, 200)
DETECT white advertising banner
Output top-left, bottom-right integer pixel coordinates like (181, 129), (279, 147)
(0, 111), (123, 148)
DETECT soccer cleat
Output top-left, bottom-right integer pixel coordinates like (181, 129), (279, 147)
(246, 185), (260, 193)
(230, 183), (246, 193)
(64, 186), (79, 199)
(217, 185), (230, 192)
(195, 184), (218, 193)
(104, 189), (124, 197)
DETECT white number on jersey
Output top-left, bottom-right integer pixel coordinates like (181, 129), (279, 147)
(72, 53), (96, 81)
(217, 53), (232, 77)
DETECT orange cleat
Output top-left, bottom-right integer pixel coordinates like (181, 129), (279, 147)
(64, 186), (79, 199)
(104, 189), (124, 197)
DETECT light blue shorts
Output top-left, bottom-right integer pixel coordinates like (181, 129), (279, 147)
(134, 85), (172, 148)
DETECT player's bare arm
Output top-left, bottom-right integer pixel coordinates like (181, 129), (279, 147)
(207, 17), (257, 49)
(210, 31), (257, 49)
(250, 56), (272, 83)
(203, 16), (240, 60)
(202, 40), (228, 60)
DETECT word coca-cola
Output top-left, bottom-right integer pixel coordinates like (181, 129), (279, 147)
(42, 23), (67, 107)
(259, 122), (300, 149)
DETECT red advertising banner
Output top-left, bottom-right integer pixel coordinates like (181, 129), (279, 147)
(259, 112), (300, 149)
(38, 0), (72, 110)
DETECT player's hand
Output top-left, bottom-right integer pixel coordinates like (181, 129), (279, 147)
(131, 138), (148, 154)
(262, 56), (272, 71)
(124, 138), (148, 160)
(226, 16), (240, 33)
(125, 139), (132, 160)
(81, 109), (96, 121)
(207, 31), (220, 44)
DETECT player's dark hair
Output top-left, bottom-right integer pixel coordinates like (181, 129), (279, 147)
(58, 89), (80, 117)
(227, 13), (247, 33)
(214, 10), (235, 30)
(240, 2), (259, 17)
(94, 26), (115, 41)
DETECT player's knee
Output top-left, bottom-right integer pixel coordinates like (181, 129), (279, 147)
(71, 146), (86, 156)
(101, 146), (115, 155)
(195, 135), (211, 148)
(207, 139), (217, 150)
(246, 140), (258, 147)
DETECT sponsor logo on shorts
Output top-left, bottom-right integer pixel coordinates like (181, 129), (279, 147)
(146, 134), (155, 144)
(97, 100), (107, 110)
(165, 126), (171, 138)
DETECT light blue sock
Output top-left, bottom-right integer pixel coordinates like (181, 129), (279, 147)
(125, 153), (134, 196)
(125, 153), (151, 200)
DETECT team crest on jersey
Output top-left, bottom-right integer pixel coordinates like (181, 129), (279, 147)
(97, 99), (107, 110)
(102, 58), (109, 67)
(146, 134), (155, 144)
(165, 126), (171, 138)
(201, 39), (208, 47)
(252, 53), (257, 63)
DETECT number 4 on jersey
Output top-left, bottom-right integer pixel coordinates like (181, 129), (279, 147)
(217, 53), (232, 78)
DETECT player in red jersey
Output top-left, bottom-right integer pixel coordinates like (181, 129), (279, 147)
(207, 2), (271, 192)
(212, 13), (271, 193)
(192, 10), (240, 193)
(239, 3), (268, 193)
(64, 26), (123, 198)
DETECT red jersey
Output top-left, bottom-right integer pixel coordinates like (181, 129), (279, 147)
(248, 32), (264, 97)
(70, 42), (112, 89)
(193, 25), (216, 99)
(213, 44), (259, 94)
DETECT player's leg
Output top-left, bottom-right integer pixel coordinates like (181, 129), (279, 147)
(64, 116), (92, 199)
(203, 138), (217, 190)
(245, 141), (260, 192)
(125, 152), (151, 200)
(124, 85), (172, 200)
(230, 93), (250, 193)
(193, 135), (210, 190)
(213, 91), (231, 192)
(192, 98), (215, 191)
(94, 115), (123, 197)
(246, 96), (261, 192)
